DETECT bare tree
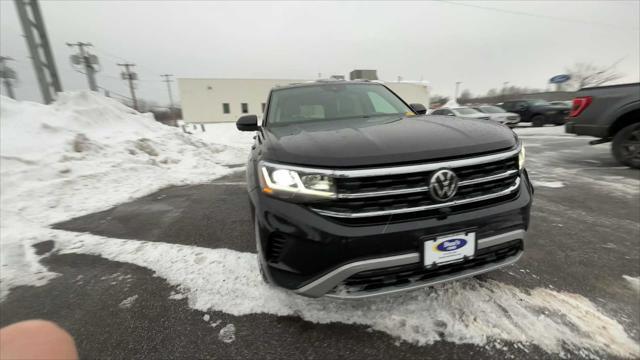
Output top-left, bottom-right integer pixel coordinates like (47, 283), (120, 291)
(486, 88), (499, 97)
(458, 89), (473, 103)
(566, 62), (623, 90)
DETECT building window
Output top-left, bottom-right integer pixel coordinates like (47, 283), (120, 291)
(241, 103), (249, 114)
(222, 103), (230, 114)
(261, 103), (266, 113)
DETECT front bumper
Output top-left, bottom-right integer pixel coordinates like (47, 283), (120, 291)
(298, 229), (524, 299)
(251, 171), (533, 298)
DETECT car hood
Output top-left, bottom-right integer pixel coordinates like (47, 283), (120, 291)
(261, 115), (518, 167)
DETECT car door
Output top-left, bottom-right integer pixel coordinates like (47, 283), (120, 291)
(517, 101), (534, 121)
(508, 101), (526, 118)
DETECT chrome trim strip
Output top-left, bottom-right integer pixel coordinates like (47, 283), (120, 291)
(477, 229), (526, 249)
(295, 253), (421, 298)
(325, 251), (523, 299)
(294, 229), (526, 298)
(337, 169), (518, 199)
(337, 186), (430, 199)
(311, 177), (521, 218)
(262, 144), (520, 178)
(458, 169), (519, 186)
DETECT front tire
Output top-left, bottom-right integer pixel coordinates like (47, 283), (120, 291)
(612, 123), (640, 169)
(532, 115), (545, 127)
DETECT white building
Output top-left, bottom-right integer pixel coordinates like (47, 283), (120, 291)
(178, 78), (430, 123)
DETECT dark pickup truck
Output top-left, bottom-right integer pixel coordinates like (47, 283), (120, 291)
(565, 83), (640, 168)
(237, 80), (533, 299)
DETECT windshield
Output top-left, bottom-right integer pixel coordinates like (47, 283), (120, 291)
(478, 106), (505, 113)
(453, 107), (480, 115)
(266, 83), (412, 125)
(528, 99), (550, 106)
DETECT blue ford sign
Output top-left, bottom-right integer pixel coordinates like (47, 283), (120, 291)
(550, 74), (571, 84)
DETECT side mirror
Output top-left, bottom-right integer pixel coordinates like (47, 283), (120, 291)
(236, 115), (259, 131)
(410, 103), (427, 115)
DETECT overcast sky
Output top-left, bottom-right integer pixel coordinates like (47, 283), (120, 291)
(1, 0), (639, 105)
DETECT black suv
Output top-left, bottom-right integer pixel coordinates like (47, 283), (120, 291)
(237, 81), (533, 299)
(501, 99), (569, 126)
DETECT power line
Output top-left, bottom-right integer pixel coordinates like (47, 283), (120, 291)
(440, 1), (639, 31)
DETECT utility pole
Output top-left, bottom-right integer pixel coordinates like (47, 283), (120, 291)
(455, 81), (462, 102)
(118, 63), (138, 110)
(66, 42), (99, 91)
(0, 56), (17, 99)
(160, 74), (175, 109)
(14, 0), (62, 103)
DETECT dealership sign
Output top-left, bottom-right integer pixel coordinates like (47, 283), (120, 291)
(549, 74), (571, 84)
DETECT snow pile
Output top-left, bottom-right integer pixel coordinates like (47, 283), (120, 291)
(118, 295), (138, 309)
(218, 324), (236, 343)
(52, 231), (640, 358)
(0, 92), (248, 299)
(531, 181), (565, 189)
(1, 92), (244, 225)
(192, 123), (255, 153)
(623, 275), (640, 293)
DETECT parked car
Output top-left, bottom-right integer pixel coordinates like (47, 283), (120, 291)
(236, 80), (533, 299)
(430, 107), (490, 120)
(472, 105), (521, 127)
(501, 99), (569, 126)
(565, 83), (640, 168)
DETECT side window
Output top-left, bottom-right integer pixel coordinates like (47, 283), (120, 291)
(261, 103), (266, 113)
(241, 103), (249, 114)
(367, 91), (399, 113)
(432, 109), (442, 115)
(502, 102), (513, 111)
(222, 103), (230, 114)
(444, 109), (454, 116)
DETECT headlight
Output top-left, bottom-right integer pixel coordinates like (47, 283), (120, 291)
(259, 162), (336, 201)
(518, 145), (526, 170)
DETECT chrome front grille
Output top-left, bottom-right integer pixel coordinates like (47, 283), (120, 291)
(310, 147), (521, 220)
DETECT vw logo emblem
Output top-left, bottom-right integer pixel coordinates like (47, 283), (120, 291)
(429, 169), (459, 202)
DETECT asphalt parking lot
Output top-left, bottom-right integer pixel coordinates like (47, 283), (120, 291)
(1, 127), (639, 359)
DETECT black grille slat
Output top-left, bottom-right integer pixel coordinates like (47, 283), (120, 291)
(267, 234), (288, 263)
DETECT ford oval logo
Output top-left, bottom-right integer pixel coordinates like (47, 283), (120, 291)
(437, 239), (467, 252)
